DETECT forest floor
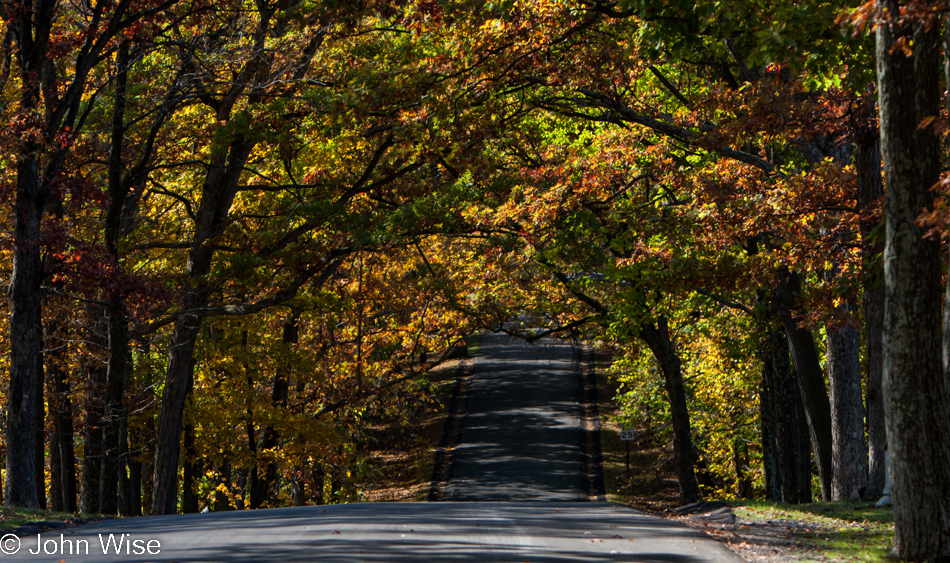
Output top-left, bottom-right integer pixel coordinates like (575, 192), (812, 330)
(594, 349), (896, 563)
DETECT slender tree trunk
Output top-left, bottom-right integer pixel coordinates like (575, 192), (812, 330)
(774, 268), (834, 500)
(876, 6), (950, 559)
(855, 95), (886, 498)
(639, 316), (700, 504)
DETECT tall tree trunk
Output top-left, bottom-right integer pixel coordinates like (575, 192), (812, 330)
(80, 318), (107, 514)
(854, 94), (886, 498)
(827, 322), (868, 499)
(153, 318), (202, 515)
(180, 422), (200, 514)
(639, 316), (700, 504)
(100, 294), (130, 515)
(876, 5), (950, 559)
(5, 152), (44, 509)
(100, 40), (133, 516)
(774, 268), (834, 500)
(152, 134), (255, 515)
(759, 363), (781, 501)
(763, 323), (812, 504)
(46, 320), (76, 512)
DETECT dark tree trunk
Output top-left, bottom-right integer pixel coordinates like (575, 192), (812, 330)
(639, 316), (700, 504)
(180, 422), (200, 514)
(100, 40), (133, 517)
(854, 93), (886, 499)
(153, 318), (202, 514)
(141, 416), (156, 515)
(46, 320), (76, 512)
(80, 356), (106, 513)
(759, 368), (781, 501)
(876, 6), (950, 559)
(774, 269), (834, 500)
(312, 465), (325, 505)
(214, 459), (234, 512)
(827, 322), (868, 499)
(129, 451), (143, 517)
(100, 294), (130, 515)
(118, 414), (132, 516)
(763, 324), (812, 504)
(152, 133), (255, 515)
(5, 152), (45, 509)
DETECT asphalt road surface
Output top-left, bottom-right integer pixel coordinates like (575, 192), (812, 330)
(5, 502), (738, 562)
(3, 333), (740, 563)
(443, 333), (593, 501)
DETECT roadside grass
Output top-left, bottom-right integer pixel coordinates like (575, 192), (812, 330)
(0, 506), (78, 532)
(731, 499), (895, 562)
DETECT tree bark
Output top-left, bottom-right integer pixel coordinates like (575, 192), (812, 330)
(827, 322), (868, 499)
(876, 5), (950, 559)
(759, 364), (781, 501)
(639, 316), (700, 504)
(79, 381), (104, 514)
(151, 126), (256, 515)
(762, 325), (812, 504)
(854, 94), (886, 498)
(45, 320), (76, 512)
(100, 40), (132, 516)
(774, 268), (834, 500)
(180, 422), (200, 513)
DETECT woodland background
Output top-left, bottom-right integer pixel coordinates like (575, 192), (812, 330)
(1, 0), (949, 560)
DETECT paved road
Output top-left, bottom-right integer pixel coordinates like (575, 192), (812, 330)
(5, 502), (738, 562)
(443, 333), (594, 501)
(3, 334), (740, 563)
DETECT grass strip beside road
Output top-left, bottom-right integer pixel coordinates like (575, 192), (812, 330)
(724, 499), (894, 563)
